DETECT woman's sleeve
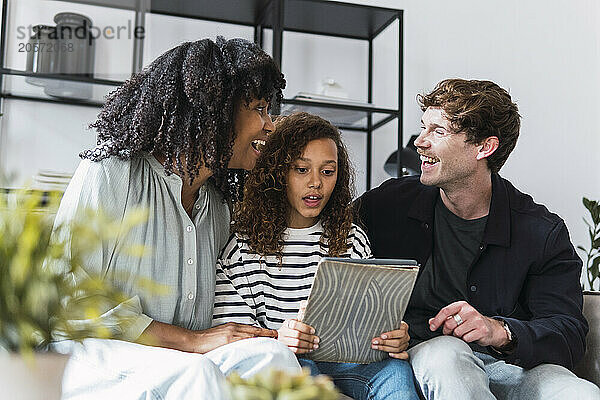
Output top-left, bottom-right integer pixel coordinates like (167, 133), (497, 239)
(212, 236), (259, 327)
(349, 224), (373, 259)
(51, 159), (153, 342)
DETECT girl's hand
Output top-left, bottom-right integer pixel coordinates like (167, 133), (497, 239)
(277, 318), (319, 354)
(371, 321), (410, 359)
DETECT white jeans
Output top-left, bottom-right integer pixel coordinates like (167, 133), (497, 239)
(408, 336), (600, 400)
(53, 337), (300, 400)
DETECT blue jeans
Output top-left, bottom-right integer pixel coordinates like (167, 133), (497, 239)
(408, 336), (600, 400)
(299, 358), (420, 400)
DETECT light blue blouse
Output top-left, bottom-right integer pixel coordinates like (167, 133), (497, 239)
(52, 155), (231, 340)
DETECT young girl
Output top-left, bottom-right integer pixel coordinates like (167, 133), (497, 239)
(213, 112), (419, 400)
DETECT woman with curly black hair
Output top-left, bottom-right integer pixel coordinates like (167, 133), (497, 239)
(51, 37), (299, 399)
(213, 112), (420, 400)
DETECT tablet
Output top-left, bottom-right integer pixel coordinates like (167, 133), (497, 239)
(300, 257), (419, 364)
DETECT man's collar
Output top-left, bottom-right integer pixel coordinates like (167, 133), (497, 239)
(484, 173), (511, 247)
(407, 174), (511, 247)
(407, 184), (438, 223)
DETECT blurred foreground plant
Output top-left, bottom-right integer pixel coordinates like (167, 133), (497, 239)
(578, 197), (599, 290)
(227, 368), (339, 400)
(0, 189), (152, 355)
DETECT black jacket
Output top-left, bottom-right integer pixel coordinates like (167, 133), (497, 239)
(355, 174), (588, 370)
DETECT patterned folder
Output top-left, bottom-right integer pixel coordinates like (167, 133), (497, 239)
(301, 258), (419, 364)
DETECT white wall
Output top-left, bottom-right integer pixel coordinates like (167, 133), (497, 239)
(1, 0), (598, 272)
(142, 14), (254, 66)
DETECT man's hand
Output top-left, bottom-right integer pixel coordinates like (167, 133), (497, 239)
(192, 322), (277, 353)
(428, 301), (509, 348)
(371, 321), (410, 359)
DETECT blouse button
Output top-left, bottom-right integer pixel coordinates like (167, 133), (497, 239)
(187, 258), (194, 265)
(186, 225), (193, 232)
(187, 293), (194, 300)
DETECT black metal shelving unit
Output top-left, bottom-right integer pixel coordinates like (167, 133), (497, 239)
(0, 0), (404, 188)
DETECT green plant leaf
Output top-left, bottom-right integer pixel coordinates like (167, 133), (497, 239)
(581, 197), (600, 289)
(0, 189), (153, 354)
(122, 244), (150, 258)
(593, 207), (600, 226)
(134, 277), (170, 296)
(591, 256), (600, 280)
(121, 208), (149, 231)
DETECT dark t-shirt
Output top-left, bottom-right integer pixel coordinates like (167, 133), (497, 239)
(405, 197), (487, 345)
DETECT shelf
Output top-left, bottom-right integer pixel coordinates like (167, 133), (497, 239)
(47, 0), (400, 39)
(0, 69), (400, 128)
(281, 98), (399, 131)
(0, 68), (123, 86)
(0, 69), (121, 107)
(271, 0), (399, 39)
(46, 0), (143, 12)
(150, 0), (400, 40)
(150, 0), (269, 27)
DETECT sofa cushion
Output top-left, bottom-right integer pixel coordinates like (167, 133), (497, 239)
(574, 291), (600, 387)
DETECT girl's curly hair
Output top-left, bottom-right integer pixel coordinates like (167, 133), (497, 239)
(234, 112), (355, 258)
(81, 37), (285, 201)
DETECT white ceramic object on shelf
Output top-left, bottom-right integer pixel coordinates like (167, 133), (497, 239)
(318, 77), (349, 99)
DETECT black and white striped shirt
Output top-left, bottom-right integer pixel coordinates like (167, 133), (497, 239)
(212, 222), (372, 330)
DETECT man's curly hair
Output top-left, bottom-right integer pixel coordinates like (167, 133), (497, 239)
(81, 37), (285, 201)
(234, 112), (355, 258)
(417, 79), (520, 174)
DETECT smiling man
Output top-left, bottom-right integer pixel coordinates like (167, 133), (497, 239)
(355, 79), (599, 399)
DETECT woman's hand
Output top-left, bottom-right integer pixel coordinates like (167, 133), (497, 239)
(140, 320), (277, 354)
(193, 322), (278, 353)
(371, 321), (410, 359)
(277, 318), (319, 354)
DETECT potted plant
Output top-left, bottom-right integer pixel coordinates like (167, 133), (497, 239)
(0, 189), (147, 400)
(227, 368), (339, 400)
(574, 197), (600, 387)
